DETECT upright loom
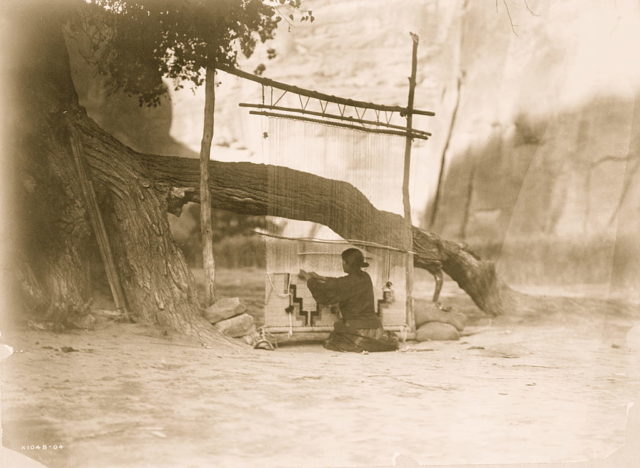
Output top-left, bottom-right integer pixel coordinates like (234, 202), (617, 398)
(259, 119), (412, 341)
(226, 34), (434, 342)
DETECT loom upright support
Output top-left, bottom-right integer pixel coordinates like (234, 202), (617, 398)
(402, 33), (420, 333)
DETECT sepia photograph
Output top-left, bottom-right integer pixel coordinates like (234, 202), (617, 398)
(1, 0), (639, 467)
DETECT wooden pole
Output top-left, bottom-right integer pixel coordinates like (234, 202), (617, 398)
(241, 103), (432, 137)
(403, 33), (419, 333)
(248, 110), (429, 140)
(199, 65), (217, 306)
(218, 64), (435, 117)
(68, 124), (129, 318)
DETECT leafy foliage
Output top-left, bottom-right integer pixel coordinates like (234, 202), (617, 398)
(77, 0), (304, 105)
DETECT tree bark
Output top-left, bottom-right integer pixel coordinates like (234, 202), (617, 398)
(11, 4), (93, 325)
(199, 65), (217, 306)
(10, 4), (239, 347)
(67, 112), (240, 347)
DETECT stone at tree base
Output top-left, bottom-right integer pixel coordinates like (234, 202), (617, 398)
(415, 322), (460, 342)
(414, 303), (466, 331)
(242, 325), (261, 345)
(204, 297), (246, 324)
(214, 313), (255, 338)
(69, 313), (97, 330)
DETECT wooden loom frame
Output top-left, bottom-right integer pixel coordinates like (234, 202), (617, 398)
(260, 234), (415, 343)
(225, 34), (431, 342)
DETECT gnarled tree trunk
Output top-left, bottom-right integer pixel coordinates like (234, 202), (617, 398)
(11, 4), (237, 347)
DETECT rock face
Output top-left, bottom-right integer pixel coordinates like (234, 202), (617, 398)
(418, 0), (640, 299)
(214, 313), (255, 338)
(416, 322), (460, 342)
(204, 297), (247, 324)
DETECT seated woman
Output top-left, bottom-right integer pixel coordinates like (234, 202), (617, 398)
(299, 248), (399, 353)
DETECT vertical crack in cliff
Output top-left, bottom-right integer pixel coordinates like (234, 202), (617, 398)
(608, 154), (640, 226)
(460, 154), (477, 241)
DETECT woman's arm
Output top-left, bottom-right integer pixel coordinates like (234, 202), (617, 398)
(298, 269), (327, 282)
(306, 275), (350, 305)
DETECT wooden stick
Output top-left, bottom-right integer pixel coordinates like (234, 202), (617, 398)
(239, 103), (432, 136)
(68, 124), (129, 317)
(249, 111), (429, 140)
(252, 230), (418, 255)
(403, 33), (420, 334)
(218, 65), (435, 116)
(199, 65), (217, 306)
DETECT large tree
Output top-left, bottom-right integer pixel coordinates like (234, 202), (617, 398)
(80, 0), (306, 307)
(9, 0), (512, 346)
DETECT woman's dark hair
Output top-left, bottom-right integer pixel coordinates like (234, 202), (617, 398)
(341, 248), (369, 269)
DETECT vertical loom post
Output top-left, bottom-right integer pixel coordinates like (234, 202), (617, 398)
(68, 124), (129, 317)
(403, 33), (419, 333)
(199, 65), (217, 306)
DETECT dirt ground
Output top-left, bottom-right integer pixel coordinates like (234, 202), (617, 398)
(2, 269), (640, 468)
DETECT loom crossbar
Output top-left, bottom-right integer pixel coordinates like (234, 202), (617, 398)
(218, 65), (435, 117)
(253, 231), (417, 255)
(249, 111), (429, 140)
(240, 103), (431, 137)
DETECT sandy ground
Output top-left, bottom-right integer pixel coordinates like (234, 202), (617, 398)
(2, 269), (640, 468)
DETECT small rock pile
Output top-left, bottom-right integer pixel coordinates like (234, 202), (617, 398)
(204, 297), (259, 344)
(414, 303), (466, 342)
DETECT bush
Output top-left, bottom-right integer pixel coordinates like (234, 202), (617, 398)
(213, 235), (266, 269)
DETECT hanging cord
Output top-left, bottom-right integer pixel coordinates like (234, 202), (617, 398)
(266, 272), (292, 302)
(266, 272), (295, 337)
(399, 324), (410, 343)
(385, 250), (392, 284)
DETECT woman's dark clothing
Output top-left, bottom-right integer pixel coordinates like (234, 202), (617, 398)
(307, 271), (399, 352)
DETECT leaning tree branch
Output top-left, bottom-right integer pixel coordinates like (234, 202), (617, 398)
(76, 116), (511, 316)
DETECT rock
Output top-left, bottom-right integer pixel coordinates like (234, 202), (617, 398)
(415, 322), (460, 342)
(70, 314), (97, 330)
(242, 326), (261, 345)
(414, 303), (466, 331)
(204, 297), (247, 324)
(92, 308), (124, 319)
(214, 313), (255, 338)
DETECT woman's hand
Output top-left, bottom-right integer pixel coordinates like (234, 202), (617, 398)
(298, 269), (311, 281)
(299, 270), (325, 282)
